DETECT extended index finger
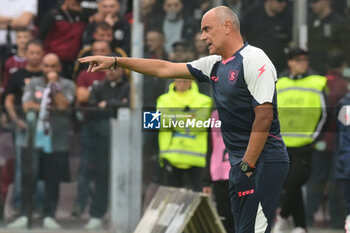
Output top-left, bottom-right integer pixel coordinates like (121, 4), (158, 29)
(78, 56), (95, 63)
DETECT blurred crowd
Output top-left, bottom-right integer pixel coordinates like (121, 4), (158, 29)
(0, 0), (349, 231)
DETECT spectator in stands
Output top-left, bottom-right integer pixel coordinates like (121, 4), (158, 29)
(72, 42), (119, 219)
(83, 0), (131, 54)
(74, 22), (127, 80)
(240, 0), (292, 73)
(308, 0), (350, 74)
(169, 40), (194, 62)
(2, 28), (32, 89)
(7, 53), (75, 229)
(37, 0), (86, 79)
(202, 110), (234, 233)
(148, 0), (197, 54)
(141, 0), (163, 32)
(0, 0), (37, 61)
(4, 40), (44, 214)
(306, 52), (348, 228)
(145, 29), (168, 60)
(83, 21), (114, 48)
(193, 31), (208, 59)
(76, 40), (112, 103)
(157, 79), (212, 191)
(82, 65), (129, 230)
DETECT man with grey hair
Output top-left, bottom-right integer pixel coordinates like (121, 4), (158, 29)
(80, 6), (289, 233)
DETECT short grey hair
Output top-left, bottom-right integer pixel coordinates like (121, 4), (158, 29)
(214, 6), (240, 30)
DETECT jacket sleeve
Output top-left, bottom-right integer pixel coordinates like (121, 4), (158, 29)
(37, 10), (56, 41)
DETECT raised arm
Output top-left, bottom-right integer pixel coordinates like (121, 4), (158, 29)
(79, 56), (194, 79)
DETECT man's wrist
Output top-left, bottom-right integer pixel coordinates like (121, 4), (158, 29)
(239, 160), (255, 173)
(242, 159), (255, 169)
(110, 56), (118, 71)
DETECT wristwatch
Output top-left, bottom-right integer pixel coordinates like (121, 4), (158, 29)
(239, 161), (255, 173)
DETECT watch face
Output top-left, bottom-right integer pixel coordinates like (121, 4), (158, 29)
(241, 163), (248, 172)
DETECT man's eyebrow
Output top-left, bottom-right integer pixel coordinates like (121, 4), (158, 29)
(201, 26), (208, 33)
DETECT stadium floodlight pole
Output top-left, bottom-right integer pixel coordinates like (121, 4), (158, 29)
(293, 0), (308, 49)
(129, 0), (143, 230)
(131, 0), (144, 110)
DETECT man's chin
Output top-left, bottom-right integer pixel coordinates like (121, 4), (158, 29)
(209, 49), (217, 55)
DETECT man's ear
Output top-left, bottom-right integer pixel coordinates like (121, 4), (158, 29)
(224, 19), (232, 34)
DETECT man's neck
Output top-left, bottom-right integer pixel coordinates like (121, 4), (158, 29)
(17, 49), (26, 58)
(25, 65), (41, 73)
(221, 38), (244, 60)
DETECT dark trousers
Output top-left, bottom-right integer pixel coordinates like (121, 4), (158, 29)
(338, 179), (350, 216)
(88, 151), (109, 218)
(21, 150), (68, 217)
(213, 180), (235, 233)
(77, 121), (110, 218)
(280, 147), (313, 228)
(306, 150), (345, 228)
(229, 161), (289, 233)
(162, 163), (203, 192)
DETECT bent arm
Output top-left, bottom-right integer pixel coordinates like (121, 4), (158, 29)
(5, 94), (19, 122)
(10, 12), (35, 28)
(243, 103), (273, 167)
(0, 12), (35, 29)
(0, 16), (12, 26)
(5, 94), (27, 129)
(79, 56), (194, 79)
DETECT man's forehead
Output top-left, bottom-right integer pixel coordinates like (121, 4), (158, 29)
(101, 0), (117, 5)
(43, 61), (59, 65)
(201, 10), (217, 25)
(43, 57), (59, 65)
(17, 31), (31, 36)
